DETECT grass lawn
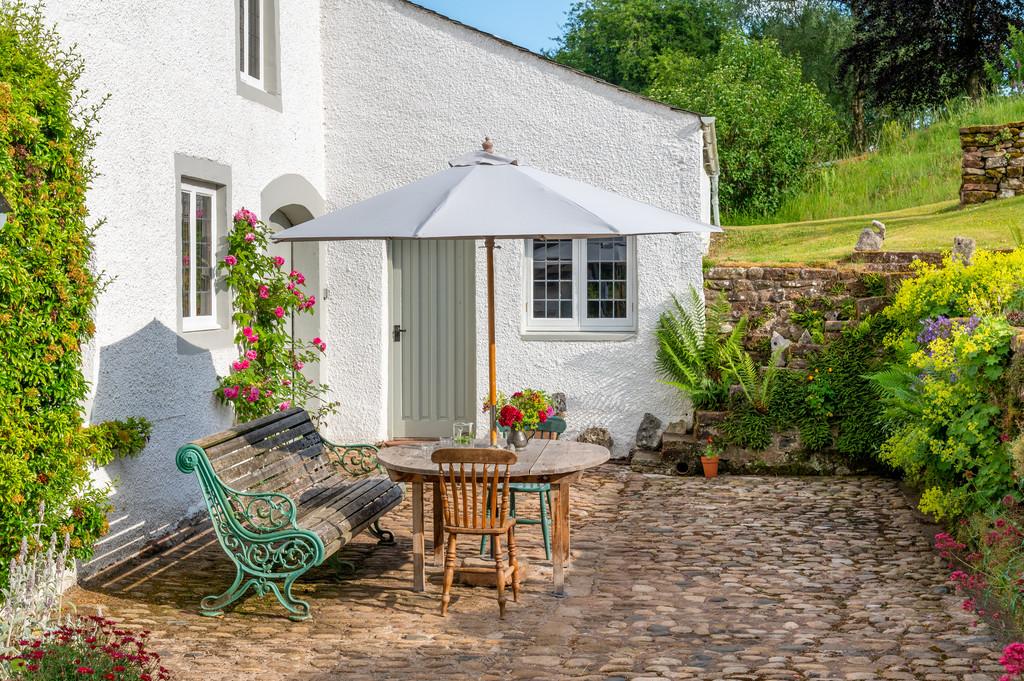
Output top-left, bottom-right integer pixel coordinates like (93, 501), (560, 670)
(713, 195), (1024, 265)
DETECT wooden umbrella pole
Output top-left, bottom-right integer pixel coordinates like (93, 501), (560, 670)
(486, 237), (498, 447)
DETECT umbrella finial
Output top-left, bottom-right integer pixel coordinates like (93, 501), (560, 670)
(482, 137), (494, 153)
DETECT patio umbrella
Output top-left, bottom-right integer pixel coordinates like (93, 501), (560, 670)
(273, 139), (720, 445)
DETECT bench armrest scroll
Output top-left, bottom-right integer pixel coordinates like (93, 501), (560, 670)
(323, 440), (384, 477)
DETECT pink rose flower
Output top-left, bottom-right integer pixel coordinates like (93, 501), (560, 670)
(273, 256), (285, 268)
(258, 285), (269, 299)
(282, 379), (292, 387)
(233, 208), (258, 226)
(244, 232), (255, 243)
(245, 386), (260, 403)
(224, 255), (237, 266)
(245, 350), (258, 361)
(278, 401), (291, 411)
(231, 359), (250, 372)
(289, 270), (306, 285)
(293, 361), (304, 371)
(274, 306), (285, 319)
(223, 385), (240, 400)
(303, 295), (316, 309)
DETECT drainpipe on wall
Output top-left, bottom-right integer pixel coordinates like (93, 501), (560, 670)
(700, 117), (721, 227)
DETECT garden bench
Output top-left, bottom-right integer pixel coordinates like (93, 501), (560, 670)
(175, 407), (404, 621)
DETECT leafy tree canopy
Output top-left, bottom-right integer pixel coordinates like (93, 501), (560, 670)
(649, 33), (841, 217)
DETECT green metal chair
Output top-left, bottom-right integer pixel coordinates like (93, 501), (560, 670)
(482, 416), (566, 560)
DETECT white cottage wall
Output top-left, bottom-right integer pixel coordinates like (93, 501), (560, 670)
(43, 1), (327, 574)
(319, 0), (708, 455)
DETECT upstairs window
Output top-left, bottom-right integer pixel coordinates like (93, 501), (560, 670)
(180, 182), (219, 332)
(524, 237), (636, 333)
(238, 0), (263, 88)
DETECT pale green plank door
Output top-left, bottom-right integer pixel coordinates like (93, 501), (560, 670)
(389, 240), (477, 438)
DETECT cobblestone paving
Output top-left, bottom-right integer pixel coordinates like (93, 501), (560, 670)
(69, 467), (1007, 680)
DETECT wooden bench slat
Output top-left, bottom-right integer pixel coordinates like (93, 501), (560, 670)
(196, 408), (310, 451)
(209, 421), (318, 470)
(220, 440), (324, 493)
(204, 413), (315, 460)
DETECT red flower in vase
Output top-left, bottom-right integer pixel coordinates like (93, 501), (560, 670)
(498, 404), (524, 428)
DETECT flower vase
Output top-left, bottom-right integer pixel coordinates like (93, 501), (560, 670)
(507, 429), (528, 450)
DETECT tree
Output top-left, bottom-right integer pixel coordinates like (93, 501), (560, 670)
(986, 23), (1024, 94)
(550, 0), (736, 92)
(649, 33), (841, 218)
(841, 0), (1024, 119)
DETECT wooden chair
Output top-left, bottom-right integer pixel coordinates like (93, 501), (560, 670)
(433, 448), (520, 618)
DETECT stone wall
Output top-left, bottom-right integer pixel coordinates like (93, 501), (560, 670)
(960, 121), (1024, 205)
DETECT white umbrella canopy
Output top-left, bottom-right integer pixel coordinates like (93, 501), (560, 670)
(273, 139), (720, 444)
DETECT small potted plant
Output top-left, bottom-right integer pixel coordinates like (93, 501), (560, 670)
(701, 436), (722, 479)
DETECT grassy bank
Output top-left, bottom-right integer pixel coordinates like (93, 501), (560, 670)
(729, 95), (1024, 226)
(713, 195), (1024, 264)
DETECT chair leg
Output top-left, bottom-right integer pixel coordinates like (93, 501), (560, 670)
(508, 528), (520, 603)
(441, 533), (457, 616)
(493, 534), (507, 619)
(539, 490), (552, 561)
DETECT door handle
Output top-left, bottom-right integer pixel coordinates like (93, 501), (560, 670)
(392, 325), (407, 342)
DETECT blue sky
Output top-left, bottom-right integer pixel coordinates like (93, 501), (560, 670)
(412, 0), (576, 54)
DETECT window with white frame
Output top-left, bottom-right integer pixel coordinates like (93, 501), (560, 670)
(524, 237), (636, 333)
(180, 182), (219, 332)
(238, 0), (263, 88)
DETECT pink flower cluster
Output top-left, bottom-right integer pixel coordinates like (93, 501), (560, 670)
(273, 256), (285, 268)
(1001, 642), (1024, 681)
(223, 385), (240, 400)
(289, 270), (306, 285)
(244, 232), (256, 243)
(242, 326), (259, 344)
(233, 208), (258, 227)
(245, 386), (260, 403)
(231, 359), (250, 372)
(224, 255), (237, 267)
(258, 285), (269, 299)
(312, 337), (327, 352)
(278, 401), (291, 411)
(934, 532), (966, 560)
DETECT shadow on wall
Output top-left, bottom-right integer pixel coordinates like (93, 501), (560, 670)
(83, 319), (230, 577)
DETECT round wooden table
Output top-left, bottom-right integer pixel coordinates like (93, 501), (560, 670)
(378, 438), (609, 595)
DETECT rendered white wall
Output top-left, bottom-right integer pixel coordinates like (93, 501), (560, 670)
(319, 0), (708, 456)
(44, 0), (327, 574)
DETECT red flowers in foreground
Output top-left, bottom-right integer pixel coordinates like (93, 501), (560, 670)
(0, 615), (170, 679)
(497, 404), (524, 428)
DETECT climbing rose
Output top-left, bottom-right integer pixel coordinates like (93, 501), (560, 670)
(279, 401), (291, 411)
(233, 207), (258, 226)
(274, 306), (285, 319)
(223, 386), (240, 400)
(289, 270), (306, 285)
(293, 361), (305, 371)
(311, 337), (327, 352)
(245, 350), (258, 361)
(273, 255), (285, 268)
(303, 295), (316, 309)
(231, 360), (250, 372)
(245, 386), (260, 403)
(244, 232), (255, 242)
(258, 285), (269, 299)
(224, 255), (237, 266)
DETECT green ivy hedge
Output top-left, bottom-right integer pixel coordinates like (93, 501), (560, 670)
(0, 2), (148, 586)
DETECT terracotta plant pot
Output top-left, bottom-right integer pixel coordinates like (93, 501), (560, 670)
(700, 456), (719, 479)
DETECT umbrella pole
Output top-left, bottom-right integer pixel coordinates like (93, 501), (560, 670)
(486, 237), (498, 447)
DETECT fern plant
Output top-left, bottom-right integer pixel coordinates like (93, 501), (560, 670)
(721, 341), (783, 413)
(655, 288), (744, 410)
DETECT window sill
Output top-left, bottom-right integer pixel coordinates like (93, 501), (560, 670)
(519, 329), (637, 342)
(181, 322), (222, 334)
(236, 78), (282, 112)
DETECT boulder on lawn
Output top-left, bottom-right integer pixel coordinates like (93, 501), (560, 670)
(634, 413), (665, 451)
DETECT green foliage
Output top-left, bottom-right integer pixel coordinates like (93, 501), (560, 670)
(742, 94), (1024, 225)
(649, 32), (841, 218)
(840, 1), (1024, 116)
(720, 317), (891, 458)
(720, 340), (782, 413)
(0, 2), (149, 587)
(654, 288), (742, 410)
(885, 249), (1024, 346)
(550, 0), (733, 92)
(873, 301), (1018, 520)
(860, 272), (887, 297)
(215, 210), (337, 423)
(990, 22), (1024, 93)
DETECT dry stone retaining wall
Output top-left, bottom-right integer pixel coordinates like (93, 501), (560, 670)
(960, 120), (1024, 205)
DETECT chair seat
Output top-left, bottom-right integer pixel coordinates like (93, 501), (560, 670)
(445, 518), (516, 535)
(508, 482), (551, 492)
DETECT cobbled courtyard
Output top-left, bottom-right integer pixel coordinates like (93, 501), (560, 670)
(68, 466), (1007, 680)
